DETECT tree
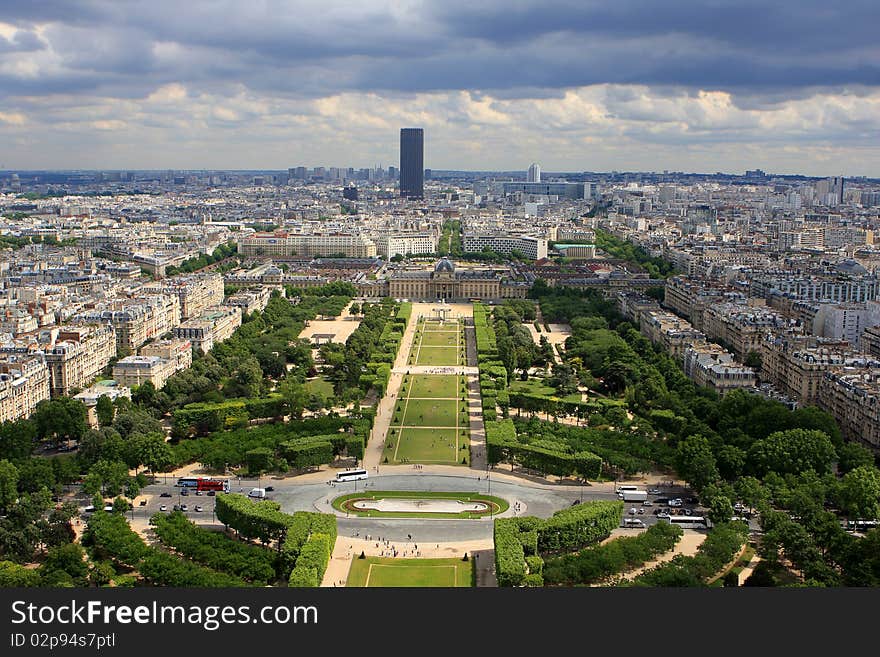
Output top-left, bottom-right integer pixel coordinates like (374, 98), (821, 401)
(40, 543), (88, 584)
(32, 398), (88, 446)
(734, 476), (768, 514)
(279, 378), (308, 420)
(132, 433), (174, 474)
(96, 395), (115, 427)
(132, 381), (157, 407)
(838, 466), (880, 520)
(675, 434), (719, 491)
(743, 351), (762, 370)
(836, 442), (875, 475)
(748, 429), (838, 477)
(0, 460), (19, 512)
(0, 419), (36, 462)
(701, 483), (734, 524)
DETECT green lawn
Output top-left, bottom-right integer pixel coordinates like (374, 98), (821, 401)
(509, 378), (584, 403)
(415, 345), (462, 366)
(419, 330), (460, 347)
(403, 374), (464, 399)
(347, 557), (474, 587)
(304, 377), (334, 397)
(384, 427), (468, 464)
(332, 490), (509, 518)
(394, 398), (463, 427)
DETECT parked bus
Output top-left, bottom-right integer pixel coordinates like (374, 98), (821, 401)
(662, 515), (710, 529)
(197, 479), (229, 493)
(176, 477), (229, 492)
(844, 519), (879, 532)
(335, 469), (368, 482)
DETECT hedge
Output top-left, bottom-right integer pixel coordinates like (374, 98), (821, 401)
(494, 501), (623, 586)
(538, 500), (623, 553)
(288, 566), (319, 587)
(629, 522), (748, 587)
(280, 511), (338, 582)
(214, 494), (289, 544)
(485, 419), (603, 478)
(494, 518), (527, 587)
(543, 521), (683, 585)
(152, 511), (277, 583)
(281, 438), (335, 470)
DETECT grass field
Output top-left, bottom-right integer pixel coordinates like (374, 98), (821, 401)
(304, 377), (334, 397)
(394, 398), (463, 427)
(332, 490), (509, 518)
(347, 557), (474, 587)
(419, 330), (460, 347)
(414, 346), (462, 366)
(385, 318), (469, 465)
(385, 427), (468, 464)
(403, 374), (464, 399)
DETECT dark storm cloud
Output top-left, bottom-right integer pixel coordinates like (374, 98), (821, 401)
(0, 0), (877, 101)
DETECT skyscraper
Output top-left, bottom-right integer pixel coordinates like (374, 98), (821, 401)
(400, 128), (424, 198)
(527, 163), (541, 183)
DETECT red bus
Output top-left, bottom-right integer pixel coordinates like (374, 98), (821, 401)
(197, 479), (230, 492)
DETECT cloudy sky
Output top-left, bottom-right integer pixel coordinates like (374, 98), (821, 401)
(1, 0), (879, 175)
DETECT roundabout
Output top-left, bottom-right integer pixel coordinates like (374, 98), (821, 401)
(332, 490), (509, 519)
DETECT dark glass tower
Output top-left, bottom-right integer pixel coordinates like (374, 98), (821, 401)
(399, 128), (424, 198)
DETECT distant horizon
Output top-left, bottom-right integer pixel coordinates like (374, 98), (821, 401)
(2, 167), (876, 182)
(1, 2), (879, 177)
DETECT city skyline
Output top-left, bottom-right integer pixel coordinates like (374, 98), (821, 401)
(0, 2), (879, 176)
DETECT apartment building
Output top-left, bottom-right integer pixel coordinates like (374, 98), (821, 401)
(0, 354), (50, 423)
(640, 310), (707, 362)
(43, 325), (117, 397)
(224, 287), (271, 315)
(760, 334), (858, 405)
(817, 367), (880, 451)
(462, 234), (548, 260)
(143, 273), (224, 320)
(140, 338), (193, 373)
(77, 294), (181, 353)
(173, 305), (242, 354)
(112, 355), (178, 390)
(702, 304), (790, 360)
(862, 326), (880, 358)
(374, 233), (438, 259)
(663, 277), (726, 330)
(683, 343), (756, 395)
(239, 232), (377, 258)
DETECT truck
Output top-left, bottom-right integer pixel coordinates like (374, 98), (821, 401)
(621, 489), (648, 503)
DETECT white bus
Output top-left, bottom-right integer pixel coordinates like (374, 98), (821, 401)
(335, 469), (368, 482)
(663, 515), (710, 529)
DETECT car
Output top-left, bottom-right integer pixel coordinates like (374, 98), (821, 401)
(206, 490), (216, 496)
(648, 489), (661, 495)
(180, 504), (188, 511)
(669, 499), (682, 507)
(623, 518), (645, 528)
(628, 507), (637, 515)
(180, 489), (189, 496)
(83, 505), (96, 514)
(194, 505), (203, 512)
(264, 486), (274, 492)
(657, 512), (670, 519)
(642, 500), (653, 506)
(195, 490), (203, 496)
(637, 508), (645, 515)
(172, 504), (180, 511)
(160, 492), (172, 498)
(159, 504), (167, 511)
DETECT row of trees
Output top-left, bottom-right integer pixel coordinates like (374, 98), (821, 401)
(164, 241), (237, 276)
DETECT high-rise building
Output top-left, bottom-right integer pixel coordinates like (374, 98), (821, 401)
(527, 163), (541, 183)
(400, 128), (424, 198)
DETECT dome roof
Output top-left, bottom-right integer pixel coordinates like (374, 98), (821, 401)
(434, 258), (455, 273)
(836, 259), (867, 275)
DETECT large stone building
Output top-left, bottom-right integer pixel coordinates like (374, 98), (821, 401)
(112, 355), (178, 390)
(173, 305), (242, 354)
(43, 325), (117, 397)
(817, 367), (880, 451)
(239, 232), (377, 258)
(388, 258), (509, 301)
(77, 294), (181, 353)
(0, 354), (50, 423)
(143, 273), (224, 320)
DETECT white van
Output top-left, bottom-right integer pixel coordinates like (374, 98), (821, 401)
(247, 487), (267, 499)
(623, 518), (645, 528)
